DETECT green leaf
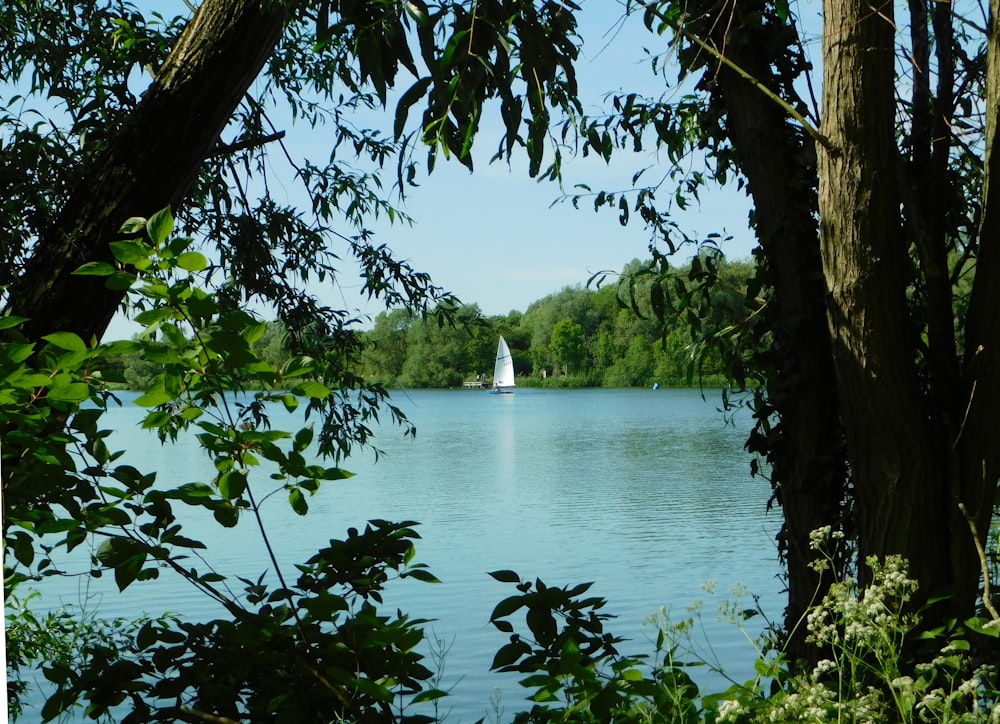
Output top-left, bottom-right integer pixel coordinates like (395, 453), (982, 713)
(96, 538), (148, 591)
(42, 332), (87, 352)
(47, 383), (90, 402)
(394, 77), (433, 139)
(11, 372), (53, 388)
(288, 487), (309, 515)
(118, 217), (147, 235)
(490, 595), (526, 622)
(0, 315), (27, 330)
(2, 343), (34, 364)
(293, 380), (330, 399)
(491, 640), (528, 670)
(103, 339), (142, 355)
(167, 535), (207, 549)
(147, 207), (174, 245)
(134, 307), (177, 326)
(218, 470), (247, 499)
(12, 531), (34, 567)
(110, 239), (152, 265)
(488, 569), (522, 584)
(73, 261), (117, 276)
(520, 674), (559, 688)
(136, 621), (158, 650)
(142, 410), (172, 429)
(186, 293), (218, 320)
(966, 616), (1000, 638)
(134, 390), (174, 408)
(214, 506), (239, 527)
(106, 271), (138, 291)
(293, 426), (314, 453)
(403, 568), (440, 583)
(177, 251), (208, 272)
(526, 606), (557, 645)
(411, 689), (447, 704)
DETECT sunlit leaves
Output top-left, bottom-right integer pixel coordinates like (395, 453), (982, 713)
(176, 250), (208, 272)
(42, 332), (87, 353)
(146, 207), (174, 246)
(74, 261), (118, 276)
(292, 379), (330, 399)
(46, 383), (91, 403)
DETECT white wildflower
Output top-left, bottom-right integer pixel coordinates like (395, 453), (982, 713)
(717, 699), (742, 722)
(956, 675), (980, 697)
(811, 658), (837, 681)
(809, 526), (833, 551)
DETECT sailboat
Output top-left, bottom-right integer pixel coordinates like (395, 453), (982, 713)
(490, 335), (516, 394)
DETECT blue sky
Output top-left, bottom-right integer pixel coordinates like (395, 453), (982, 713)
(107, 1), (770, 339)
(319, 2), (763, 321)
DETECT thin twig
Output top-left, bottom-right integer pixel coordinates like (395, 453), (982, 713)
(958, 502), (1000, 623)
(178, 706), (240, 724)
(209, 130), (286, 158)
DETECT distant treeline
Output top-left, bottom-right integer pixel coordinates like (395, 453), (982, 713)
(112, 257), (756, 390)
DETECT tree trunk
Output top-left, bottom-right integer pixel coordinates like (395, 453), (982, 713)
(957, 0), (1000, 612)
(5, 0), (289, 343)
(818, 0), (965, 602)
(698, 2), (848, 661)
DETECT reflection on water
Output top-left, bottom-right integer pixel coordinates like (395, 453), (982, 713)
(26, 388), (781, 721)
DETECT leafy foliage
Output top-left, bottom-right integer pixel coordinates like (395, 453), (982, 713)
(3, 212), (442, 721)
(488, 570), (702, 723)
(485, 552), (1000, 723)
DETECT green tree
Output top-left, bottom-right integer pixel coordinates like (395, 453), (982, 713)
(553, 0), (1000, 660)
(252, 320), (291, 370)
(364, 308), (414, 384)
(549, 318), (586, 376)
(399, 304), (488, 387)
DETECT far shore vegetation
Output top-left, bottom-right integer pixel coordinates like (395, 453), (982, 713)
(109, 257), (752, 392)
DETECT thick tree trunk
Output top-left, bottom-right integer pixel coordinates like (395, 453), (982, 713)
(5, 0), (289, 343)
(818, 0), (967, 602)
(698, 2), (848, 661)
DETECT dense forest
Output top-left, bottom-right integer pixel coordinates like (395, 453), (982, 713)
(111, 257), (754, 390)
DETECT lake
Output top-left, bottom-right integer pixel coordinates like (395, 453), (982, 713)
(22, 387), (783, 722)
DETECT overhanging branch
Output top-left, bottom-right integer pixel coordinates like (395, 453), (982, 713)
(209, 130), (286, 158)
(640, 1), (835, 153)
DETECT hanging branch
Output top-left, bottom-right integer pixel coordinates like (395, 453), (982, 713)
(209, 130), (286, 158)
(639, 1), (835, 153)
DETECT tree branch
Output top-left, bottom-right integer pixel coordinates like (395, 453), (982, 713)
(209, 130), (286, 158)
(640, 1), (834, 152)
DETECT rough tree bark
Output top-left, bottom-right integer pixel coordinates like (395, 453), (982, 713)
(818, 0), (999, 612)
(678, 0), (1000, 641)
(5, 0), (290, 343)
(688, 0), (849, 659)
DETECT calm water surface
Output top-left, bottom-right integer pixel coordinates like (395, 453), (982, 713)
(28, 388), (782, 721)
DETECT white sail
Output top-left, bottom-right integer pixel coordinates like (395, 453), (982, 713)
(492, 336), (516, 391)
